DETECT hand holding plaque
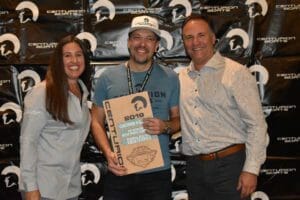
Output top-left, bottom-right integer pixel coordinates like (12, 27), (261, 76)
(103, 91), (164, 174)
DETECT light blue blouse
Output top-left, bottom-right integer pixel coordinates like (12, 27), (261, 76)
(19, 80), (91, 200)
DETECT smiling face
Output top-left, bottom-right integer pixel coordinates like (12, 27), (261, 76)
(182, 19), (216, 71)
(62, 42), (85, 84)
(128, 29), (159, 70)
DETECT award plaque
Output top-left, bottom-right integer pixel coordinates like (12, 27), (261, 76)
(103, 91), (164, 174)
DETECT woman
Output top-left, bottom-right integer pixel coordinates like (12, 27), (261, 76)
(19, 35), (92, 200)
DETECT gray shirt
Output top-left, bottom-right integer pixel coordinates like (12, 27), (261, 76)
(19, 80), (91, 200)
(179, 52), (268, 175)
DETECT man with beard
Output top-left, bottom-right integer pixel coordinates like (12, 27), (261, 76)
(91, 15), (180, 200)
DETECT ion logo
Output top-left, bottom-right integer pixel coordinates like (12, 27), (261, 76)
(81, 163), (101, 186)
(159, 30), (174, 52)
(169, 0), (192, 23)
(0, 102), (22, 125)
(251, 191), (269, 200)
(246, 0), (268, 18)
(249, 64), (269, 100)
(76, 32), (97, 53)
(18, 69), (41, 93)
(0, 33), (20, 57)
(1, 165), (20, 188)
(131, 95), (147, 112)
(226, 28), (250, 51)
(16, 1), (39, 23)
(171, 164), (176, 182)
(172, 190), (188, 200)
(92, 0), (115, 23)
(249, 64), (271, 117)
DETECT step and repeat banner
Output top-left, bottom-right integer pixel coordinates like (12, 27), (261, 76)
(0, 0), (299, 199)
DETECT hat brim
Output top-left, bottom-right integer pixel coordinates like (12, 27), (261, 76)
(129, 26), (161, 38)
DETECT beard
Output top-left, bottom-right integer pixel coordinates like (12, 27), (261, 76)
(132, 54), (149, 65)
(129, 48), (152, 65)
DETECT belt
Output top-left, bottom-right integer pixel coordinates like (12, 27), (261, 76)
(195, 144), (245, 161)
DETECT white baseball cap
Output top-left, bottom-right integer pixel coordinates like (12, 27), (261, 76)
(129, 15), (160, 37)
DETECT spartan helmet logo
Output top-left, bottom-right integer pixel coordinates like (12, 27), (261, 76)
(251, 191), (269, 200)
(80, 163), (101, 186)
(1, 165), (20, 188)
(170, 134), (182, 154)
(225, 28), (250, 51)
(92, 0), (115, 23)
(171, 164), (176, 182)
(249, 64), (269, 100)
(76, 32), (97, 54)
(245, 0), (268, 18)
(249, 64), (271, 117)
(169, 0), (192, 23)
(131, 96), (147, 112)
(18, 70), (41, 93)
(0, 102), (22, 125)
(0, 33), (20, 57)
(15, 1), (39, 23)
(173, 190), (189, 200)
(158, 30), (174, 53)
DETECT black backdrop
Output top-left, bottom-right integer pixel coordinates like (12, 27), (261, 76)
(0, 0), (299, 199)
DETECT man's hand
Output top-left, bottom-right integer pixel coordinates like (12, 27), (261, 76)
(237, 171), (257, 199)
(143, 118), (165, 135)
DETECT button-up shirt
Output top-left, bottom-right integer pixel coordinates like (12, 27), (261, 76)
(20, 80), (91, 200)
(179, 52), (268, 175)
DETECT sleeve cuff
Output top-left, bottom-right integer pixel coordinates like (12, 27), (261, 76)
(24, 182), (38, 192)
(243, 161), (261, 175)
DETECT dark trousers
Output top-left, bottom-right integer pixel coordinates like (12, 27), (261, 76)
(186, 150), (248, 200)
(103, 169), (172, 200)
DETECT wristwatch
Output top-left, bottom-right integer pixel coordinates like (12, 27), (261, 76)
(163, 121), (172, 134)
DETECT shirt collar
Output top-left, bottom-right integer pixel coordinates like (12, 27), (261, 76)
(187, 51), (224, 74)
(77, 79), (89, 98)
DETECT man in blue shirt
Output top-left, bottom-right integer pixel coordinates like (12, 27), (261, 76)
(91, 15), (180, 200)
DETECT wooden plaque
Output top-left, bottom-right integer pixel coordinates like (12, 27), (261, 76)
(103, 91), (164, 174)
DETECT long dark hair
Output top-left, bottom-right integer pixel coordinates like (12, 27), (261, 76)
(45, 35), (91, 124)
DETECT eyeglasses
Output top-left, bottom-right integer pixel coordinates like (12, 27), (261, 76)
(130, 35), (157, 43)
